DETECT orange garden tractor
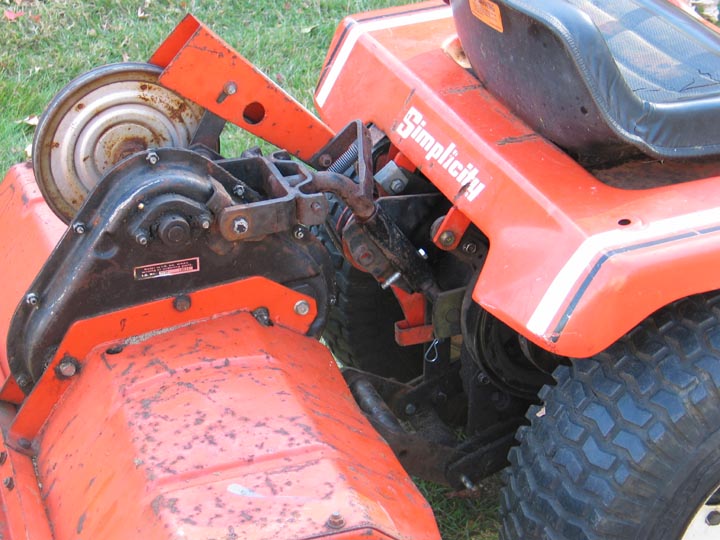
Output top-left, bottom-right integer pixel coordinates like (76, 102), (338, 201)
(2, 0), (720, 538)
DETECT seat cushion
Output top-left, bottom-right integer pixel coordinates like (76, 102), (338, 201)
(452, 0), (720, 163)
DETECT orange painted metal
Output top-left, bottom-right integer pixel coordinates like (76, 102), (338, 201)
(392, 287), (434, 346)
(315, 1), (720, 357)
(432, 206), (471, 251)
(9, 276), (317, 444)
(0, 164), (65, 384)
(0, 404), (53, 540)
(33, 310), (440, 540)
(150, 15), (334, 161)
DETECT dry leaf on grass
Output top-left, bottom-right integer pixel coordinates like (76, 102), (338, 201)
(15, 115), (39, 127)
(4, 9), (25, 21)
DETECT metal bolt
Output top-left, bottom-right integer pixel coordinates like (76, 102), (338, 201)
(145, 151), (159, 165)
(216, 82), (238, 104)
(318, 153), (333, 168)
(0, 452), (7, 465)
(3, 478), (14, 490)
(380, 271), (402, 290)
(199, 216), (212, 230)
(25, 293), (39, 307)
(326, 512), (345, 530)
(15, 375), (29, 388)
(477, 372), (490, 385)
(173, 295), (191, 312)
(461, 241), (478, 254)
(232, 184), (246, 197)
(310, 201), (323, 213)
(137, 202), (145, 211)
(292, 225), (306, 240)
(389, 178), (405, 193)
(233, 217), (249, 235)
(73, 222), (86, 235)
(135, 232), (148, 246)
(57, 360), (78, 378)
(460, 474), (477, 491)
(417, 248), (428, 260)
(294, 300), (311, 316)
(252, 307), (271, 326)
(707, 511), (720, 526)
(404, 403), (417, 415)
(224, 81), (238, 96)
(438, 230), (456, 247)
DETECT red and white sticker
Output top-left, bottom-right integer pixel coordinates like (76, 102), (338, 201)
(470, 0), (504, 33)
(134, 257), (200, 281)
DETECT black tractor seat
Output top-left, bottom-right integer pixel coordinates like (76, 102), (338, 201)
(452, 0), (720, 164)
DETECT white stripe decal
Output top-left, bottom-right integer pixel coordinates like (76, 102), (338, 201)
(315, 7), (451, 107)
(527, 207), (720, 337)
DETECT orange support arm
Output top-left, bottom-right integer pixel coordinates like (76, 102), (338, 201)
(150, 15), (335, 161)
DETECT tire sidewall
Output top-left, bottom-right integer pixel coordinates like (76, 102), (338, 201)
(647, 429), (720, 540)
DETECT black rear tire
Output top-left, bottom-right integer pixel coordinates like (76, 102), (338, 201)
(501, 293), (720, 540)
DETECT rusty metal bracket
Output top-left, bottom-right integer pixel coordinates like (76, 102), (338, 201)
(217, 152), (329, 242)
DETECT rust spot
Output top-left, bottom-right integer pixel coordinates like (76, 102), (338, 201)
(497, 133), (539, 146)
(76, 103), (85, 111)
(167, 100), (189, 123)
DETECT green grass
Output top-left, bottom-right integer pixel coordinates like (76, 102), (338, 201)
(0, 1), (501, 538)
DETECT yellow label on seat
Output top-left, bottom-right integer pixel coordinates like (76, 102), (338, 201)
(469, 0), (504, 33)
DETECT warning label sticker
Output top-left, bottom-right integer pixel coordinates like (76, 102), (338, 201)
(470, 0), (504, 33)
(134, 257), (200, 281)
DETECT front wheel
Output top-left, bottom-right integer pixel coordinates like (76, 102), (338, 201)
(501, 294), (720, 540)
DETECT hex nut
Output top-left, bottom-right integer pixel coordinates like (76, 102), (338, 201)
(294, 300), (311, 316)
(173, 295), (191, 312)
(390, 178), (405, 193)
(233, 217), (249, 235)
(439, 230), (456, 247)
(57, 360), (78, 378)
(135, 232), (149, 246)
(145, 151), (159, 165)
(326, 512), (345, 529)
